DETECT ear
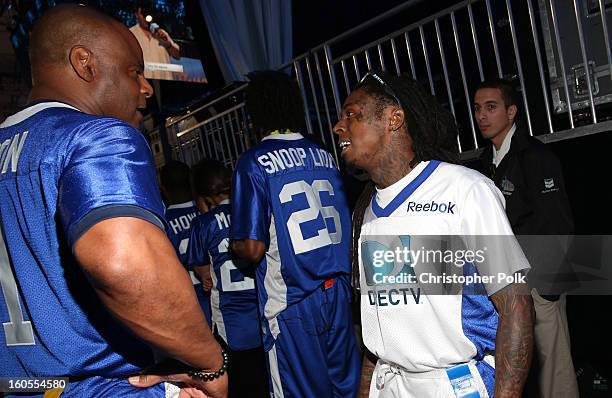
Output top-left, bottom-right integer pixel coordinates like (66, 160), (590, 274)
(389, 107), (405, 132)
(507, 104), (517, 122)
(69, 46), (95, 83)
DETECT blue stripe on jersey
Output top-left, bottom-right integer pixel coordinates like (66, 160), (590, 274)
(0, 105), (163, 380)
(371, 160), (441, 217)
(231, 135), (352, 323)
(188, 205), (260, 351)
(475, 360), (495, 397)
(72, 204), (164, 246)
(461, 262), (498, 360)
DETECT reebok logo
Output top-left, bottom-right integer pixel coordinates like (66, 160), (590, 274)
(407, 201), (456, 214)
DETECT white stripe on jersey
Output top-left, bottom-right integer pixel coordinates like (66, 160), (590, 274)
(263, 215), (288, 326)
(268, 343), (285, 398)
(209, 265), (227, 345)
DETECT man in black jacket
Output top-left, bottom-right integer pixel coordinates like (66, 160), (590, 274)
(474, 79), (578, 398)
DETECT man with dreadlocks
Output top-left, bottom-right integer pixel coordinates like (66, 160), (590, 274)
(333, 71), (534, 398)
(230, 70), (360, 397)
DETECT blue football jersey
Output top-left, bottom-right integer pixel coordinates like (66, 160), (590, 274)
(187, 201), (260, 351)
(165, 201), (199, 265)
(230, 133), (351, 339)
(0, 104), (165, 388)
(164, 201), (212, 325)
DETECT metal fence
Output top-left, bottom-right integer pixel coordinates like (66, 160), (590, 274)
(167, 0), (612, 168)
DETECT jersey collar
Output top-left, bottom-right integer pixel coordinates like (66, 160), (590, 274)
(0, 101), (80, 128)
(371, 160), (441, 218)
(261, 132), (304, 141)
(167, 200), (196, 210)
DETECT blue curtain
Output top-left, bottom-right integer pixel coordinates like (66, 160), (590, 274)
(198, 0), (293, 83)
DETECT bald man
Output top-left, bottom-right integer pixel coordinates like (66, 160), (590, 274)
(0, 5), (226, 397)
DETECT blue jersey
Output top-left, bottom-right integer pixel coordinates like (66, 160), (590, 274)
(187, 202), (260, 351)
(164, 201), (212, 325)
(165, 201), (199, 265)
(0, 104), (165, 385)
(230, 133), (351, 333)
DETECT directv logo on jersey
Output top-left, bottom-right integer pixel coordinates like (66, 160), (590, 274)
(361, 235), (416, 287)
(407, 200), (456, 214)
(361, 235), (422, 305)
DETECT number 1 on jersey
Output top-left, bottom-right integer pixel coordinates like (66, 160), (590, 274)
(0, 228), (35, 346)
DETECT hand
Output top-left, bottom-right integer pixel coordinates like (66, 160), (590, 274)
(129, 372), (228, 398)
(202, 265), (213, 292)
(194, 265), (213, 292)
(154, 28), (172, 47)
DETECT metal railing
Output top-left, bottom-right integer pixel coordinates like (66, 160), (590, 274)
(167, 0), (612, 167)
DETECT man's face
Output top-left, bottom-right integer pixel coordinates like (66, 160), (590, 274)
(333, 88), (388, 172)
(474, 87), (516, 142)
(95, 27), (153, 128)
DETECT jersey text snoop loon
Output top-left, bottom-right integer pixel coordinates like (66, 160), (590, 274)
(257, 147), (336, 174)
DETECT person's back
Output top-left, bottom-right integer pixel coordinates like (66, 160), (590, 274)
(189, 202), (258, 350)
(188, 158), (267, 397)
(0, 104), (165, 395)
(230, 70), (360, 398)
(232, 134), (351, 331)
(165, 201), (199, 263)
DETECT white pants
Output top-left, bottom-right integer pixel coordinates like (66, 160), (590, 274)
(531, 290), (579, 398)
(369, 360), (490, 398)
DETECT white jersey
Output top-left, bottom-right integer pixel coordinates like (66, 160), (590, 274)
(359, 160), (530, 372)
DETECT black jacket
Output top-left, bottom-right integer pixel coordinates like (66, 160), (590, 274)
(479, 126), (575, 295)
(480, 126), (573, 235)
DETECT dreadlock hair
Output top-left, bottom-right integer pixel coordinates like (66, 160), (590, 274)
(191, 158), (232, 198)
(350, 71), (461, 289)
(245, 70), (306, 135)
(160, 160), (191, 195)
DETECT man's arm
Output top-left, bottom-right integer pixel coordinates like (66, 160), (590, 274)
(231, 239), (266, 264)
(490, 280), (535, 398)
(359, 350), (377, 398)
(155, 29), (181, 60)
(74, 216), (222, 370)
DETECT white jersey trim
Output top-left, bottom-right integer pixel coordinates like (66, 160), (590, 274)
(0, 102), (80, 128)
(263, 215), (288, 321)
(261, 133), (304, 141)
(167, 201), (196, 210)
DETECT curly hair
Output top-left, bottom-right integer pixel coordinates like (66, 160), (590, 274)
(350, 71), (460, 288)
(245, 70), (306, 134)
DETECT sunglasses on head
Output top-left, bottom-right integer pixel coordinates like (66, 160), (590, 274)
(359, 71), (402, 107)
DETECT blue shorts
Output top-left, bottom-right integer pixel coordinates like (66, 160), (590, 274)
(266, 275), (360, 398)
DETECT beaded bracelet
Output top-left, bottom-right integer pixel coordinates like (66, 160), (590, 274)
(187, 348), (229, 382)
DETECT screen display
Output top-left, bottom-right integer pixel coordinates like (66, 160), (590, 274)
(125, 2), (207, 83)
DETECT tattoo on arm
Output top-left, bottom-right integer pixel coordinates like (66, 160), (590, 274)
(490, 281), (535, 398)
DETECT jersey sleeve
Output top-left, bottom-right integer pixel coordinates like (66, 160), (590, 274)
(460, 178), (530, 295)
(230, 153), (270, 244)
(187, 215), (212, 267)
(58, 119), (165, 247)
